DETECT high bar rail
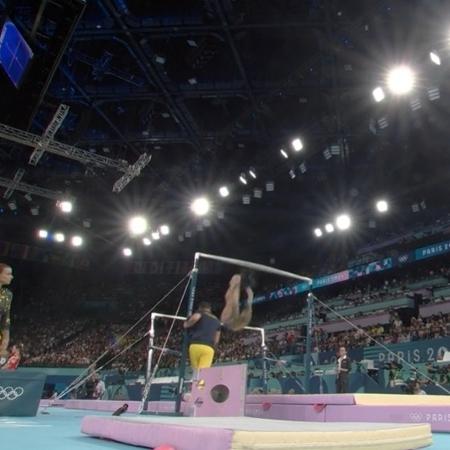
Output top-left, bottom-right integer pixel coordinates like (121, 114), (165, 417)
(195, 252), (313, 284)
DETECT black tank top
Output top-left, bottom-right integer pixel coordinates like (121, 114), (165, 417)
(188, 313), (221, 348)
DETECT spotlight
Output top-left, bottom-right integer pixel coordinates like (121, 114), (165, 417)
(58, 200), (73, 213)
(71, 236), (83, 247)
(376, 199), (389, 213)
(280, 149), (289, 159)
(122, 247), (133, 257)
(37, 229), (48, 239)
(292, 138), (303, 152)
(54, 232), (65, 243)
(249, 168), (257, 179)
(191, 197), (210, 216)
(30, 206), (39, 216)
(239, 174), (248, 185)
(336, 214), (352, 231)
(387, 65), (415, 95)
(143, 237), (151, 246)
(430, 51), (441, 66)
(160, 225), (170, 236)
(151, 231), (160, 240)
(325, 223), (334, 233)
(314, 228), (323, 238)
(219, 186), (230, 197)
(128, 216), (148, 236)
(372, 86), (385, 102)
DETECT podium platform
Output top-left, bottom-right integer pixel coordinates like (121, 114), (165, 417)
(0, 371), (46, 416)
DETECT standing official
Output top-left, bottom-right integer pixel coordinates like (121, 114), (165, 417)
(336, 346), (351, 393)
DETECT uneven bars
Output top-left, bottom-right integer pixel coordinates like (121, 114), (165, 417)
(151, 312), (265, 344)
(195, 252), (312, 283)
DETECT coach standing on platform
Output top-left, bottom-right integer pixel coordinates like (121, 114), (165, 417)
(336, 346), (351, 393)
(0, 263), (13, 363)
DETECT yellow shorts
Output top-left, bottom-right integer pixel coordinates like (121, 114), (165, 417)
(189, 344), (215, 369)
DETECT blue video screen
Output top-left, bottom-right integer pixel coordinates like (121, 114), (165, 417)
(0, 19), (33, 88)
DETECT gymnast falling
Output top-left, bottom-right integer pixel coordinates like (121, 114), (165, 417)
(183, 273), (254, 369)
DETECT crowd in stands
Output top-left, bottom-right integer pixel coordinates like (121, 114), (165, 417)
(3, 256), (449, 372)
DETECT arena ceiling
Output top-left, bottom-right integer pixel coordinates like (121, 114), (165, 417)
(1, 0), (450, 268)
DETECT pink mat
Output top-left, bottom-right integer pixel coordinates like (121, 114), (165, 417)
(81, 415), (232, 450)
(246, 394), (355, 405)
(245, 394), (450, 432)
(325, 405), (450, 433)
(40, 399), (183, 414)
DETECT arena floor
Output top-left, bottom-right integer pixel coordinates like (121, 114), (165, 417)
(1, 408), (449, 450)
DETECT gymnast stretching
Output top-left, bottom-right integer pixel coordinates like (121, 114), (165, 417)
(183, 274), (254, 369)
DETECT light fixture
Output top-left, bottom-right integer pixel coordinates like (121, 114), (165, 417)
(430, 51), (441, 66)
(239, 174), (248, 185)
(376, 199), (389, 213)
(335, 214), (352, 231)
(387, 65), (415, 95)
(325, 223), (334, 233)
(54, 232), (65, 243)
(143, 237), (151, 246)
(314, 228), (323, 237)
(378, 117), (389, 129)
(123, 247), (133, 257)
(253, 188), (263, 198)
(280, 149), (289, 159)
(155, 55), (166, 64)
(191, 197), (210, 216)
(38, 229), (48, 239)
(152, 231), (160, 240)
(160, 225), (170, 236)
(242, 195), (251, 205)
(30, 206), (39, 216)
(71, 236), (83, 247)
(265, 181), (275, 192)
(219, 186), (230, 198)
(7, 200), (17, 211)
(58, 200), (73, 213)
(428, 86), (440, 101)
(128, 216), (148, 236)
(249, 168), (257, 179)
(292, 138), (303, 152)
(372, 86), (385, 102)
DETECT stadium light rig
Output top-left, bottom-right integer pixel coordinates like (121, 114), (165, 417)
(335, 214), (352, 231)
(376, 199), (389, 213)
(128, 216), (148, 236)
(113, 153), (152, 193)
(387, 65), (415, 95)
(219, 186), (230, 197)
(292, 138), (303, 152)
(191, 197), (210, 216)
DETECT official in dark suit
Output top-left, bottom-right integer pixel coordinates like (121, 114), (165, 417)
(336, 346), (351, 393)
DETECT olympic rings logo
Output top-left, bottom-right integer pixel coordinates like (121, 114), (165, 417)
(409, 412), (423, 422)
(0, 386), (24, 401)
